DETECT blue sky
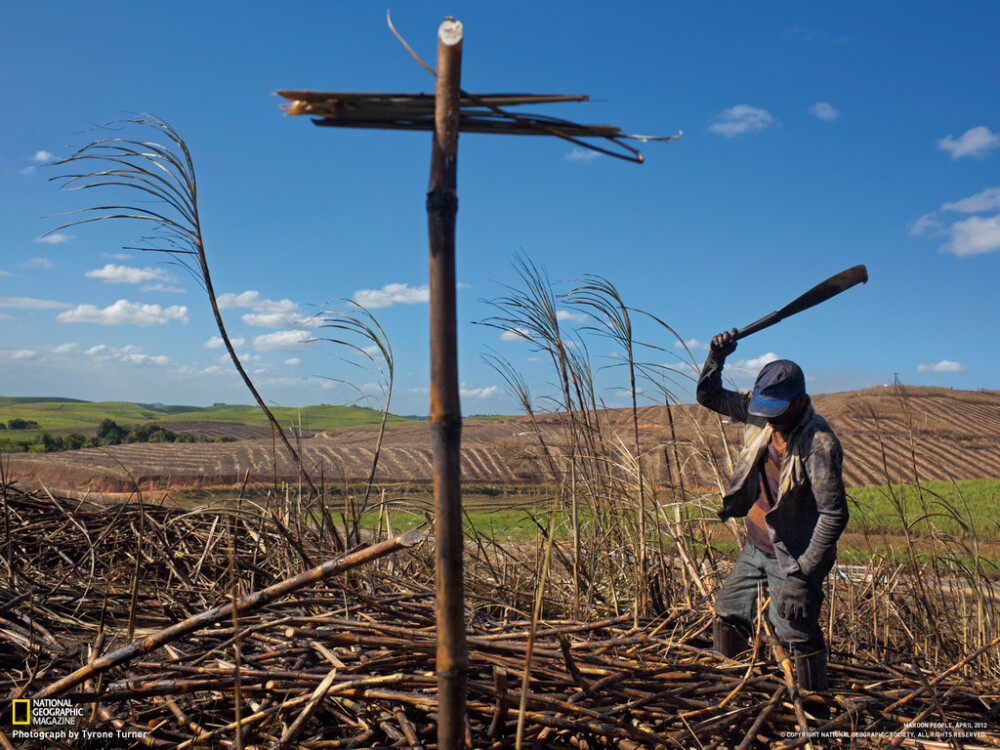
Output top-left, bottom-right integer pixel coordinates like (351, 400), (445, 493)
(2, 2), (998, 415)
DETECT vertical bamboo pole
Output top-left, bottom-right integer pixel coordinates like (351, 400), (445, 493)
(427, 17), (467, 750)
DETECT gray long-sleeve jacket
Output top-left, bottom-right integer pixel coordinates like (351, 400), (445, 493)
(697, 352), (849, 582)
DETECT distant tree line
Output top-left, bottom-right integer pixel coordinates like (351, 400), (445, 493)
(0, 418), (236, 453)
(1, 419), (42, 430)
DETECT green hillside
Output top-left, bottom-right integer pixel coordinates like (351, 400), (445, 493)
(0, 397), (412, 433)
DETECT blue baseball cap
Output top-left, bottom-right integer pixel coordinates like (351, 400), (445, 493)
(748, 360), (806, 418)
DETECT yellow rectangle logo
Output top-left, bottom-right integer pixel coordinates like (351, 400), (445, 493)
(11, 699), (30, 725)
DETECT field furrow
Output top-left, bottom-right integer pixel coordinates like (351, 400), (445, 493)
(924, 406), (984, 434)
(396, 447), (434, 476)
(374, 447), (410, 477)
(461, 448), (492, 480)
(927, 442), (999, 480)
(4, 386), (998, 494)
(844, 453), (885, 488)
(478, 447), (512, 482)
(918, 435), (975, 472)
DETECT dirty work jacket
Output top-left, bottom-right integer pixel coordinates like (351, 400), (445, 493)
(696, 352), (849, 583)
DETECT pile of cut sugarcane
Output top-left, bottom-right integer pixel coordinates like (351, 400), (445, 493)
(1, 485), (997, 749)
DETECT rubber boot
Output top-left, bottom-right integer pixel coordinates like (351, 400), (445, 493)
(792, 646), (828, 692)
(793, 644), (831, 720)
(712, 619), (749, 658)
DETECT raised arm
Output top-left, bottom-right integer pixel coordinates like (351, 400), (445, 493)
(696, 328), (751, 423)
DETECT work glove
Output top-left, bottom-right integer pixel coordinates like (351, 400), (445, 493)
(776, 573), (811, 621)
(710, 328), (738, 359)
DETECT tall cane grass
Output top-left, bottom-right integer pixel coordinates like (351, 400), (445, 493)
(312, 300), (395, 546)
(478, 255), (999, 685)
(46, 116), (320, 504)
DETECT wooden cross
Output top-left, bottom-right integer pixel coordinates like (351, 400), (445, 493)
(278, 18), (676, 748)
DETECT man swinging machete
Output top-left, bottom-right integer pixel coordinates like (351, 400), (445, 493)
(695, 265), (867, 693)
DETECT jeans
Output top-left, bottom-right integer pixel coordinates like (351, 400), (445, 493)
(714, 543), (825, 647)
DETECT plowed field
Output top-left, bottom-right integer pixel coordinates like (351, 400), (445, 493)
(6, 386), (999, 494)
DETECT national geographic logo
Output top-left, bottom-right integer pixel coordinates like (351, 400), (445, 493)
(6, 698), (84, 727)
(5, 699), (148, 744)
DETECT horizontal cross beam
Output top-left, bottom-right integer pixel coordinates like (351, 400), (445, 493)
(278, 89), (680, 163)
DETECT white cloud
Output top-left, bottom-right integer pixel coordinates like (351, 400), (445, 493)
(85, 264), (177, 284)
(57, 299), (189, 326)
(22, 257), (54, 269)
(556, 309), (588, 324)
(217, 352), (259, 365)
(912, 186), (1000, 256)
(946, 215), (1000, 256)
(19, 166), (36, 176)
(11, 350), (37, 360)
(197, 364), (237, 377)
(102, 252), (131, 260)
(742, 353), (780, 370)
(0, 296), (72, 310)
(500, 327), (532, 342)
(121, 353), (170, 366)
(242, 311), (318, 329)
(938, 126), (999, 160)
(35, 233), (72, 245)
(52, 343), (79, 354)
(809, 102), (840, 121)
(353, 283), (429, 309)
(260, 375), (312, 388)
(460, 384), (501, 398)
(941, 187), (1000, 214)
(916, 360), (969, 373)
(252, 329), (313, 352)
(565, 148), (601, 163)
(909, 213), (943, 236)
(709, 105), (775, 138)
(203, 335), (246, 349)
(140, 283), (186, 294)
(284, 357), (301, 366)
(725, 352), (780, 379)
(83, 343), (170, 366)
(0, 270), (12, 277)
(33, 150), (54, 163)
(218, 290), (295, 313)
(217, 291), (261, 309)
(216, 290), (314, 328)
(674, 338), (709, 351)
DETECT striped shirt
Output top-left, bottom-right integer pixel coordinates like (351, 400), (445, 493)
(745, 437), (784, 555)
